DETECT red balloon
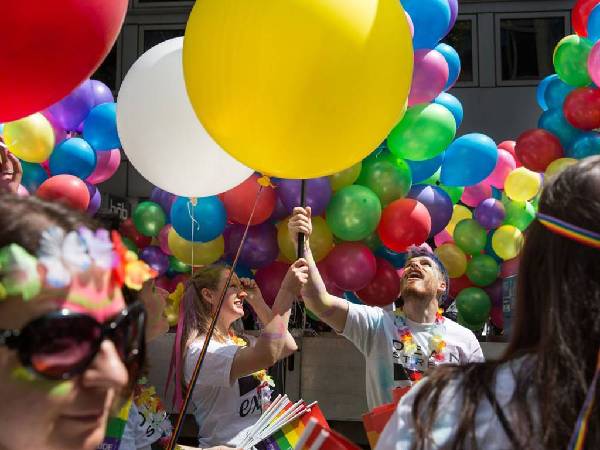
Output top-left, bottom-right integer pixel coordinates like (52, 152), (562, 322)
(119, 218), (152, 249)
(356, 258), (401, 307)
(155, 276), (176, 293)
(563, 87), (600, 130)
(326, 243), (377, 292)
(317, 259), (345, 297)
(501, 257), (520, 278)
(36, 174), (90, 211)
(498, 140), (521, 167)
(490, 306), (504, 329)
(222, 174), (276, 225)
(378, 199), (431, 253)
(449, 275), (474, 299)
(254, 261), (290, 307)
(0, 1), (127, 121)
(515, 129), (564, 172)
(573, 0), (599, 37)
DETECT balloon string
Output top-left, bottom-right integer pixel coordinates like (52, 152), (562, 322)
(167, 185), (265, 450)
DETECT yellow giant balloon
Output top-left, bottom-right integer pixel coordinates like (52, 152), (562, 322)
(492, 225), (524, 260)
(504, 167), (541, 202)
(183, 0), (413, 178)
(168, 228), (224, 266)
(446, 205), (472, 236)
(3, 113), (54, 163)
(435, 243), (468, 278)
(277, 216), (333, 263)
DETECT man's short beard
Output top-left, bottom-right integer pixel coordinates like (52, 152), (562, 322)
(402, 285), (433, 303)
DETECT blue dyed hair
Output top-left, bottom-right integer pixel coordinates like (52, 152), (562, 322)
(406, 245), (449, 304)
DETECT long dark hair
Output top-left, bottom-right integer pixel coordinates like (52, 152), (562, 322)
(411, 156), (600, 449)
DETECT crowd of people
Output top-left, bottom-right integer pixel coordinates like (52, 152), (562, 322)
(0, 143), (598, 449)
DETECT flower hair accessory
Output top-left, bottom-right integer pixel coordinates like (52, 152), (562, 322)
(0, 226), (157, 302)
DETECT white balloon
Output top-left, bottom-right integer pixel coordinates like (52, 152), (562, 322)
(117, 37), (253, 197)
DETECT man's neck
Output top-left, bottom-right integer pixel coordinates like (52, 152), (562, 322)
(402, 296), (439, 324)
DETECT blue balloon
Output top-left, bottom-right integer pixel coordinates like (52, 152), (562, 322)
(234, 264), (255, 280)
(20, 161), (48, 193)
(0, 123), (4, 134)
(49, 138), (97, 179)
(538, 108), (582, 149)
(587, 4), (600, 42)
(433, 92), (463, 127)
(170, 196), (226, 242)
(406, 153), (444, 183)
(484, 233), (503, 263)
(83, 102), (120, 151)
(441, 134), (498, 187)
(402, 0), (450, 49)
(567, 132), (600, 159)
(536, 74), (558, 111)
(491, 187), (502, 200)
(344, 291), (363, 305)
(375, 246), (407, 268)
(435, 43), (461, 90)
(544, 77), (576, 110)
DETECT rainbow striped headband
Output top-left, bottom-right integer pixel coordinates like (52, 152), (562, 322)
(537, 213), (600, 250)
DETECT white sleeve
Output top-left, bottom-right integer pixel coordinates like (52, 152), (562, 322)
(184, 341), (240, 388)
(467, 331), (485, 363)
(340, 303), (386, 356)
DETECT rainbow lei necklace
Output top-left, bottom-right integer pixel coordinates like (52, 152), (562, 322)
(228, 332), (275, 387)
(394, 308), (447, 370)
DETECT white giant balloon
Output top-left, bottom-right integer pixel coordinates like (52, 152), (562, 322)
(117, 38), (253, 197)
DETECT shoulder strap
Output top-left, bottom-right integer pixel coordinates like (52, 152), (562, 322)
(483, 383), (523, 450)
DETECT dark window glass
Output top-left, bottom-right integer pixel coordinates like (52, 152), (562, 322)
(443, 19), (474, 83)
(500, 17), (565, 81)
(92, 42), (118, 91)
(143, 29), (185, 52)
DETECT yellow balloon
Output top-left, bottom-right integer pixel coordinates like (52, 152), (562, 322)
(168, 228), (224, 266)
(183, 0), (413, 178)
(3, 113), (54, 163)
(329, 162), (362, 191)
(277, 216), (333, 263)
(492, 225), (524, 260)
(435, 243), (468, 278)
(544, 157), (577, 180)
(504, 167), (541, 202)
(446, 205), (472, 236)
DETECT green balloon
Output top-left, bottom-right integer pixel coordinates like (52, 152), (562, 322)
(122, 237), (139, 254)
(503, 200), (535, 231)
(466, 254), (500, 287)
(553, 35), (593, 87)
(169, 255), (191, 273)
(457, 313), (487, 332)
(329, 162), (362, 191)
(456, 287), (491, 324)
(326, 185), (382, 241)
(133, 201), (166, 237)
(388, 103), (456, 161)
(362, 232), (383, 251)
(422, 169), (464, 204)
(355, 151), (412, 206)
(454, 219), (487, 255)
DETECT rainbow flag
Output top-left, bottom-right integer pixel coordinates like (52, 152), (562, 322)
(98, 398), (132, 450)
(256, 403), (329, 450)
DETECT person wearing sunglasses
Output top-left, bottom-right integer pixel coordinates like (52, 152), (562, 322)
(376, 157), (600, 450)
(0, 194), (155, 450)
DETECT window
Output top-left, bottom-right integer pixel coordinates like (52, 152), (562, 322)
(496, 14), (568, 85)
(443, 16), (477, 86)
(92, 40), (119, 91)
(142, 27), (185, 53)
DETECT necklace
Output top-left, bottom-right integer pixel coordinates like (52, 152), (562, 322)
(394, 308), (447, 371)
(228, 332), (276, 388)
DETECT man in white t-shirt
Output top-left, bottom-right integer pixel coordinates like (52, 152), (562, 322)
(289, 207), (484, 409)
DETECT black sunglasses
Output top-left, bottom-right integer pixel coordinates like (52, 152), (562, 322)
(0, 301), (146, 381)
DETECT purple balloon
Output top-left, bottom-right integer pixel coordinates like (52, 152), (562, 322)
(140, 246), (169, 276)
(90, 80), (115, 106)
(270, 195), (289, 222)
(408, 185), (453, 236)
(484, 279), (503, 308)
(41, 111), (67, 145)
(224, 223), (278, 269)
(85, 182), (102, 216)
(447, 0), (458, 33)
(150, 187), (176, 217)
(474, 198), (505, 230)
(46, 80), (95, 130)
(278, 177), (332, 216)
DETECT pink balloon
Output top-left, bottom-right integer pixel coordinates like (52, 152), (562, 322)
(408, 49), (449, 106)
(317, 259), (344, 297)
(498, 140), (521, 167)
(16, 184), (29, 197)
(326, 243), (377, 292)
(484, 148), (516, 190)
(40, 160), (51, 176)
(461, 182), (492, 208)
(434, 229), (453, 247)
(501, 257), (520, 278)
(405, 11), (414, 38)
(159, 225), (172, 255)
(86, 148), (121, 184)
(589, 41), (600, 88)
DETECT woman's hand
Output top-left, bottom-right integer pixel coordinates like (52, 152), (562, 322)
(0, 142), (23, 194)
(288, 206), (313, 246)
(240, 277), (264, 307)
(280, 258), (309, 295)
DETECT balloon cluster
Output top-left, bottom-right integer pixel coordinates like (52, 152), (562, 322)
(1, 79), (122, 214)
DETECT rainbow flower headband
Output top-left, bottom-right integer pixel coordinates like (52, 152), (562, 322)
(0, 226), (157, 301)
(537, 213), (600, 250)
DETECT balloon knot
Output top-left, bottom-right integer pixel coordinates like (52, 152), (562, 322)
(257, 175), (274, 188)
(189, 197), (198, 206)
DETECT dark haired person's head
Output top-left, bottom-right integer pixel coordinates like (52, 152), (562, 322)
(410, 157), (600, 449)
(0, 194), (152, 450)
